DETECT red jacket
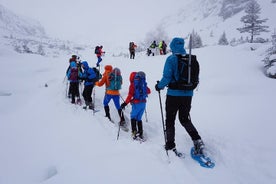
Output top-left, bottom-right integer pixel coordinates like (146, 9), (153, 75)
(124, 72), (151, 104)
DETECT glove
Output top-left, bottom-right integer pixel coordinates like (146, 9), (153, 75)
(155, 81), (161, 92)
(120, 102), (127, 110)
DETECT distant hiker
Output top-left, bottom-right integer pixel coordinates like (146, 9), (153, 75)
(95, 45), (105, 67)
(158, 41), (163, 55)
(129, 42), (137, 59)
(148, 40), (157, 56)
(96, 65), (126, 127)
(155, 37), (204, 155)
(162, 40), (167, 55)
(120, 71), (151, 140)
(66, 62), (81, 104)
(79, 61), (97, 110)
(66, 55), (80, 97)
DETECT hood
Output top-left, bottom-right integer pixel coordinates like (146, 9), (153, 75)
(104, 65), (113, 72)
(129, 72), (137, 82)
(81, 61), (89, 70)
(169, 37), (186, 55)
(70, 62), (77, 68)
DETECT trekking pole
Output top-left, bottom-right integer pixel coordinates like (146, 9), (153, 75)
(92, 88), (96, 115)
(157, 83), (168, 157)
(188, 34), (192, 84)
(145, 107), (148, 122)
(65, 81), (69, 98)
(117, 111), (122, 140)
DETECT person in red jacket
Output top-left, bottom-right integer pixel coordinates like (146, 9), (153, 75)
(95, 46), (105, 67)
(121, 71), (151, 140)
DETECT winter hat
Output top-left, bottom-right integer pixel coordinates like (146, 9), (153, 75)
(104, 65), (113, 72)
(81, 61), (89, 69)
(169, 37), (186, 55)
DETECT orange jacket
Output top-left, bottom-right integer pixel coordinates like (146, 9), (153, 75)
(96, 65), (121, 95)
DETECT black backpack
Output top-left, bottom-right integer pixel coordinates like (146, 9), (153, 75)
(92, 67), (102, 82)
(168, 54), (199, 90)
(94, 46), (100, 54)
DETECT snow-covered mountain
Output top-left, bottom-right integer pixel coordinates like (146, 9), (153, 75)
(0, 4), (89, 57)
(0, 4), (46, 38)
(150, 0), (276, 46)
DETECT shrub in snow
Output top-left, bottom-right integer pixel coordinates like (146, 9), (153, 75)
(188, 30), (203, 49)
(218, 31), (229, 45)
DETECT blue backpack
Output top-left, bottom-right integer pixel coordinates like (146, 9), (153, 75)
(133, 71), (148, 100)
(107, 68), (122, 90)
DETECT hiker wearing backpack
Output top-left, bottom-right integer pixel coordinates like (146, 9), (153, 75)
(155, 37), (205, 155)
(66, 61), (81, 104)
(162, 40), (167, 55)
(79, 61), (97, 110)
(158, 41), (163, 55)
(95, 65), (126, 126)
(95, 45), (105, 67)
(129, 42), (137, 59)
(149, 40), (157, 56)
(120, 71), (151, 140)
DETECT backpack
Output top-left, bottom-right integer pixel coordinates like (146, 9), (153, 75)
(92, 67), (102, 82)
(168, 54), (199, 90)
(133, 71), (148, 101)
(129, 42), (134, 50)
(94, 46), (100, 54)
(107, 68), (122, 90)
(69, 67), (79, 81)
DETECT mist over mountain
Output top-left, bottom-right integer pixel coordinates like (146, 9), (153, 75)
(0, 4), (46, 38)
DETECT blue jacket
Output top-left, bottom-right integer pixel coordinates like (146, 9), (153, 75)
(66, 62), (80, 82)
(157, 37), (193, 96)
(80, 61), (96, 86)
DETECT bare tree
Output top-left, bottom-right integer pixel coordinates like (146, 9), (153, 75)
(237, 0), (269, 43)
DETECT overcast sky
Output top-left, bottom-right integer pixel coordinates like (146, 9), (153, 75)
(0, 0), (184, 45)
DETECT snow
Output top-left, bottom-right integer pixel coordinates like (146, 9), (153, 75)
(1, 0), (276, 183)
(1, 41), (276, 184)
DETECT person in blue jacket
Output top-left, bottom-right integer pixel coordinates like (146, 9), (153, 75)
(80, 61), (96, 110)
(66, 62), (81, 104)
(155, 37), (205, 155)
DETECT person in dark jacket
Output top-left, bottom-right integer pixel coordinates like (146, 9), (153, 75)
(80, 61), (96, 110)
(155, 37), (205, 155)
(95, 46), (105, 67)
(129, 42), (137, 59)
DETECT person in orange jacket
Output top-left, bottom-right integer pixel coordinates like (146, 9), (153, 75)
(95, 65), (126, 126)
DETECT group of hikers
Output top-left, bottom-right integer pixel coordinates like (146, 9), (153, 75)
(128, 40), (167, 59)
(66, 37), (205, 156)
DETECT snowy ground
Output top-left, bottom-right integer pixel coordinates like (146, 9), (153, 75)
(0, 43), (276, 184)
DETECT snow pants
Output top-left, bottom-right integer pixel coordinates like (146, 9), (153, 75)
(165, 95), (201, 148)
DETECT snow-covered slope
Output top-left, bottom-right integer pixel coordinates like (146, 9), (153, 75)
(0, 41), (275, 184)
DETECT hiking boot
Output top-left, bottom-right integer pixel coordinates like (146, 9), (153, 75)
(88, 102), (94, 110)
(193, 139), (205, 155)
(104, 106), (111, 120)
(120, 120), (126, 127)
(137, 133), (144, 140)
(132, 131), (138, 140)
(165, 142), (176, 150)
